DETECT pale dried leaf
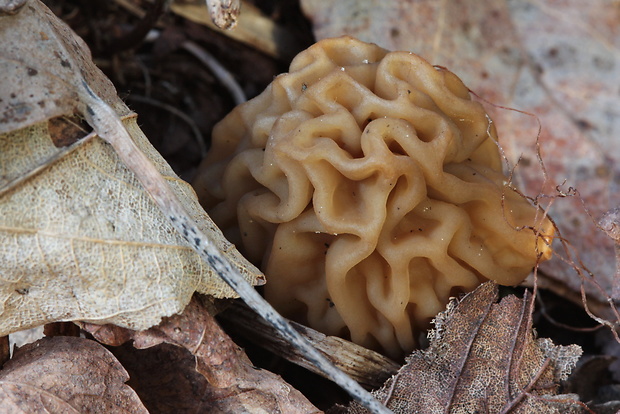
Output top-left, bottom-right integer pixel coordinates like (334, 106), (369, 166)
(0, 336), (148, 413)
(0, 0), (263, 335)
(301, 0), (620, 311)
(342, 282), (583, 414)
(82, 296), (322, 414)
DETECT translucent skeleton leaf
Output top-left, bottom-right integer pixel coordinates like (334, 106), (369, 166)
(342, 283), (584, 414)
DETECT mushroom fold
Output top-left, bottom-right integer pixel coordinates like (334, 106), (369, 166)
(193, 36), (554, 358)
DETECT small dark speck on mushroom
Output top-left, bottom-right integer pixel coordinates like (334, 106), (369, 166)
(326, 298), (335, 308)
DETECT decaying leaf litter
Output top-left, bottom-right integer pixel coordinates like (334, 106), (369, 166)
(0, 0), (616, 412)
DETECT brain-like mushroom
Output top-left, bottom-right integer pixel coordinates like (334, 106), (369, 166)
(193, 36), (553, 358)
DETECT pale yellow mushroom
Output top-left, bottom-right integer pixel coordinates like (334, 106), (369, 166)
(193, 36), (553, 358)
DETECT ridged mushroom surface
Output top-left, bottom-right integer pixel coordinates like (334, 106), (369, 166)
(193, 36), (553, 357)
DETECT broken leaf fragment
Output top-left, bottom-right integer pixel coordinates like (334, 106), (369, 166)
(341, 282), (584, 414)
(0, 0), (262, 335)
(0, 336), (148, 413)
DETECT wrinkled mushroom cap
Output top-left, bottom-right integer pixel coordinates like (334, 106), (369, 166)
(194, 36), (553, 358)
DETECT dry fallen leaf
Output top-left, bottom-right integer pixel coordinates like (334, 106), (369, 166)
(0, 0), (262, 335)
(301, 0), (620, 316)
(338, 282), (583, 414)
(0, 336), (148, 413)
(82, 296), (322, 414)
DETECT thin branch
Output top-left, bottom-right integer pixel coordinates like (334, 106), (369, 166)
(125, 94), (207, 157)
(182, 40), (246, 106)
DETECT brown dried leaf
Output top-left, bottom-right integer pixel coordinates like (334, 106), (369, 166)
(0, 0), (263, 336)
(111, 341), (253, 414)
(342, 282), (584, 414)
(82, 296), (321, 414)
(301, 0), (620, 312)
(0, 336), (148, 413)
